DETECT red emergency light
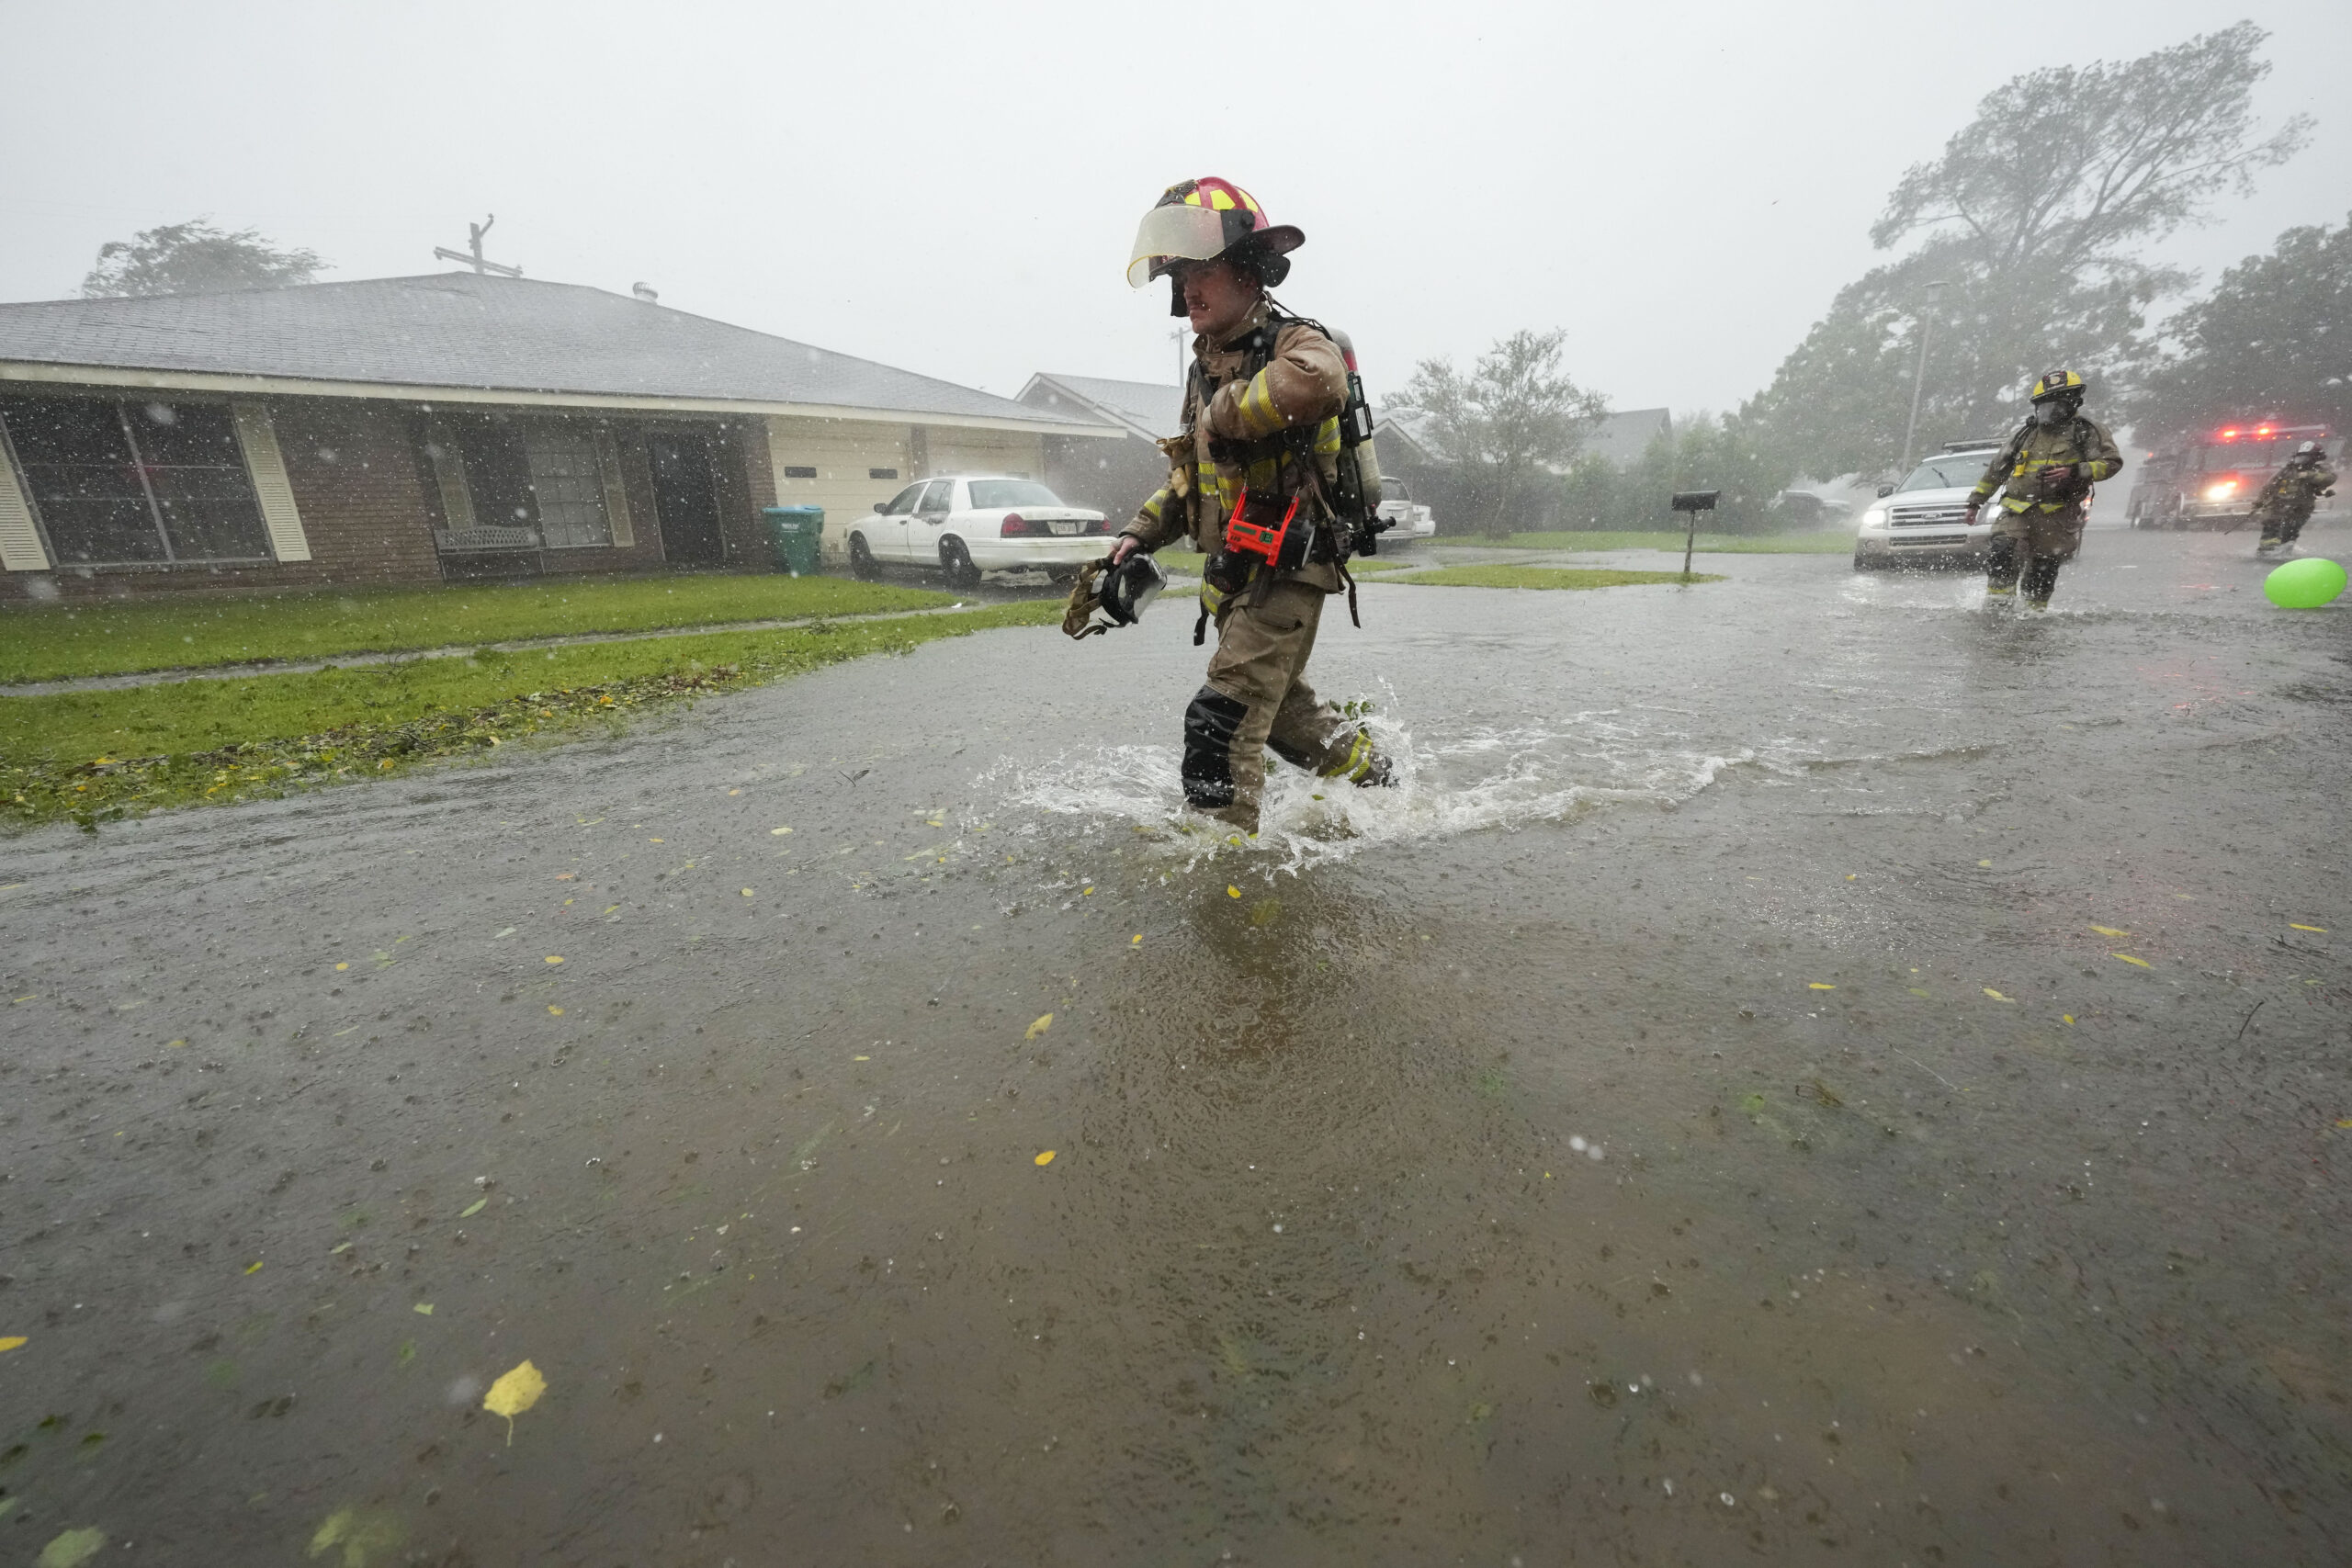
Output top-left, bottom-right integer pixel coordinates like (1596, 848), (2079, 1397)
(2218, 428), (2240, 441)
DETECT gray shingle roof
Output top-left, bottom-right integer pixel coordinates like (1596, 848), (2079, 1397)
(1583, 407), (1672, 467)
(0, 273), (1108, 430)
(1017, 372), (1183, 440)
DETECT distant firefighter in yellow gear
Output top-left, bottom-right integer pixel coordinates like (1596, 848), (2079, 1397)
(1964, 368), (2123, 610)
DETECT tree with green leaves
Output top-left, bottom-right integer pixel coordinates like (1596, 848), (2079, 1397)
(2124, 212), (2351, 438)
(82, 220), (325, 298)
(1746, 22), (2309, 480)
(1389, 329), (1608, 537)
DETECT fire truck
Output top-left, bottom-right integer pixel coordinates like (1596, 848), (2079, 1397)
(2126, 420), (2337, 530)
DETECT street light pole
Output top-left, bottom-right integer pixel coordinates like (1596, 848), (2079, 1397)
(1897, 280), (1945, 477)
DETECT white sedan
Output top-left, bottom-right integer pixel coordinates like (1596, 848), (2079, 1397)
(847, 476), (1112, 587)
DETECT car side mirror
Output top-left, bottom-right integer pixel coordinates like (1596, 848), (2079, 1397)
(1875, 483), (1894, 498)
(872, 500), (883, 511)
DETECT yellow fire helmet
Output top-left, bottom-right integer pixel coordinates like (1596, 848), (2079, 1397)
(2030, 369), (2086, 403)
(1125, 177), (1305, 293)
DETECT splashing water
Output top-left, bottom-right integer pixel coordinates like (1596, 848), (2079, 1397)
(999, 705), (1815, 875)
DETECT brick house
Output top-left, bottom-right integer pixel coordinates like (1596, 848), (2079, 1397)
(0, 273), (1118, 601)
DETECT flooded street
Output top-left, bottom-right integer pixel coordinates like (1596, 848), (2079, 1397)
(6, 523), (2348, 1565)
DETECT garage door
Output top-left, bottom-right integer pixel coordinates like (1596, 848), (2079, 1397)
(922, 428), (1044, 482)
(764, 417), (912, 561)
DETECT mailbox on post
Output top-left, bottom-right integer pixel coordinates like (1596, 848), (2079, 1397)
(1670, 491), (1720, 579)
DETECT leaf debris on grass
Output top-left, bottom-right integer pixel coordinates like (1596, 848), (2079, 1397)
(3, 604), (1062, 830)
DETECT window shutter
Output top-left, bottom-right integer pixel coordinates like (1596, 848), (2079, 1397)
(231, 403), (311, 562)
(596, 429), (633, 547)
(0, 426), (47, 570)
(425, 420), (477, 529)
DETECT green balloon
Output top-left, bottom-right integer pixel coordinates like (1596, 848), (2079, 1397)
(2264, 556), (2348, 609)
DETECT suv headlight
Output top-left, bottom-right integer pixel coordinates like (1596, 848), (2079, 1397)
(1861, 506), (1888, 527)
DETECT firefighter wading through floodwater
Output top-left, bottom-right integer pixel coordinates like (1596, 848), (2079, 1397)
(1964, 368), (2124, 612)
(1091, 176), (1395, 836)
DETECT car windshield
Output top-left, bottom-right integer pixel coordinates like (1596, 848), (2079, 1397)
(1899, 453), (1995, 491)
(967, 479), (1063, 509)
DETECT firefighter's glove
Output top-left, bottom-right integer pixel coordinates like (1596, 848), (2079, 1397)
(1061, 558), (1109, 641)
(2041, 464), (2075, 491)
(1962, 502), (1981, 525)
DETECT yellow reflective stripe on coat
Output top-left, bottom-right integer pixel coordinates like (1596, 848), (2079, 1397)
(1235, 371), (1285, 438)
(1313, 415), (1340, 457)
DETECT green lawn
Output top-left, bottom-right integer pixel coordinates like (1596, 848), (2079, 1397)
(0, 573), (960, 685)
(1431, 529), (1851, 554)
(3, 601), (1061, 829)
(1390, 565), (1724, 591)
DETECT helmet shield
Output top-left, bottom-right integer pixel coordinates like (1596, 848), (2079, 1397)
(1101, 553), (1168, 626)
(1126, 203), (1250, 288)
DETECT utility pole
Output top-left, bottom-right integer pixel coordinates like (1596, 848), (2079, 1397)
(434, 215), (523, 278)
(1171, 326), (1189, 391)
(1896, 279), (1945, 477)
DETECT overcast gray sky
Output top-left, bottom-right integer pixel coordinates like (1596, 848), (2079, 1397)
(4, 0), (2345, 414)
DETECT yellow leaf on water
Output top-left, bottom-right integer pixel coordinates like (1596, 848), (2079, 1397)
(1035, 1151), (1056, 1167)
(1227, 886), (1241, 899)
(1977, 860), (1993, 868)
(1025, 1013), (1053, 1040)
(244, 1260), (265, 1274)
(413, 1303), (433, 1315)
(165, 1038), (187, 1048)
(544, 955), (564, 965)
(334, 962), (349, 971)
(852, 1055), (870, 1062)
(2290, 923), (2327, 933)
(1131, 934), (1143, 945)
(1982, 988), (2012, 1002)
(2089, 925), (2128, 937)
(2337, 1119), (2352, 1129)
(37, 1528), (107, 1568)
(308, 1504), (403, 1566)
(1907, 987), (1931, 998)
(483, 1359), (547, 1445)
(741, 888), (753, 897)
(770, 827), (792, 835)
(2112, 953), (2152, 968)
(458, 1199), (487, 1219)
(1807, 983), (1836, 990)
(2062, 1014), (2075, 1025)
(0, 1337), (26, 1353)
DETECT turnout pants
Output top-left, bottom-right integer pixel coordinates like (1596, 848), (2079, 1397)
(1985, 505), (2085, 605)
(1182, 577), (1368, 833)
(2256, 506), (2312, 547)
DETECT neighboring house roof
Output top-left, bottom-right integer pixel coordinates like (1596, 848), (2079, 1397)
(0, 273), (1117, 434)
(1371, 408), (1443, 468)
(1583, 407), (1672, 467)
(1017, 372), (1183, 441)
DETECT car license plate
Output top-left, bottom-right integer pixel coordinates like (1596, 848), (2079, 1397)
(1047, 520), (1080, 536)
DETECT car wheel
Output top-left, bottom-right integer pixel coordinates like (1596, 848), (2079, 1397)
(940, 538), (982, 589)
(849, 534), (879, 581)
(1852, 553), (1878, 572)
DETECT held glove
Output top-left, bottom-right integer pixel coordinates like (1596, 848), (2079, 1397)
(2039, 465), (2076, 496)
(1962, 502), (1981, 525)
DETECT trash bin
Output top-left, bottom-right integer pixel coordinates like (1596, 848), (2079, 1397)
(760, 505), (825, 577)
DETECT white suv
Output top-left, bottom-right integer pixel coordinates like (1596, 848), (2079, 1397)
(1852, 444), (2001, 570)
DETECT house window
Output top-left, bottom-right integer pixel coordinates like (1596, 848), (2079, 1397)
(522, 425), (611, 548)
(0, 396), (270, 565)
(868, 467), (898, 480)
(782, 465), (818, 479)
